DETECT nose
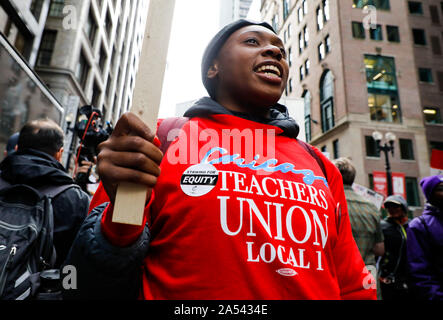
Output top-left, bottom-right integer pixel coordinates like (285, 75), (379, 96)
(262, 44), (283, 61)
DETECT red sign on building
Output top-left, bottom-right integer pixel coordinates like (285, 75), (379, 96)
(373, 171), (406, 200)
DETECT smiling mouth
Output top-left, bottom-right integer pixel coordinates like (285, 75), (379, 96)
(254, 64), (282, 78)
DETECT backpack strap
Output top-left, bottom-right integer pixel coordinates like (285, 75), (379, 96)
(156, 117), (190, 154)
(37, 183), (81, 199)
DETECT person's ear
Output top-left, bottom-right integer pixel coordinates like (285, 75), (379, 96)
(207, 61), (219, 80)
(54, 147), (64, 162)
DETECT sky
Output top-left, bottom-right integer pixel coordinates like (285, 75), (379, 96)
(158, 0), (261, 118)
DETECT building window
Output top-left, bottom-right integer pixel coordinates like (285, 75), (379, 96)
(365, 136), (380, 157)
(405, 177), (420, 207)
(437, 71), (443, 91)
(352, 0), (390, 10)
(386, 26), (400, 42)
(303, 90), (312, 142)
(36, 30), (57, 66)
(287, 23), (292, 39)
(30, 0), (45, 21)
(318, 42), (325, 61)
(317, 6), (324, 31)
(298, 7), (303, 24)
(430, 36), (442, 55)
(272, 14), (279, 31)
(333, 139), (339, 159)
(320, 70), (335, 133)
(370, 25), (383, 41)
(430, 5), (441, 24)
(365, 54), (401, 123)
(399, 139), (415, 160)
(303, 25), (309, 48)
(303, 0), (308, 15)
(423, 107), (442, 124)
(323, 0), (330, 21)
(49, 0), (65, 17)
(289, 78), (293, 93)
(408, 1), (423, 14)
(105, 10), (113, 38)
(352, 22), (365, 39)
(98, 45), (107, 72)
(75, 51), (89, 90)
(84, 9), (97, 45)
(299, 65), (305, 81)
(305, 59), (310, 76)
(288, 47), (292, 67)
(321, 146), (327, 153)
(412, 28), (427, 45)
(92, 81), (101, 107)
(325, 35), (331, 53)
(418, 68), (434, 83)
(299, 32), (303, 53)
(283, 0), (290, 20)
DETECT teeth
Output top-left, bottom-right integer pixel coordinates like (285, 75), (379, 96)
(257, 65), (281, 77)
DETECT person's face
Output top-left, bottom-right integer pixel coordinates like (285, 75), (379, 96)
(430, 182), (443, 208)
(385, 203), (405, 220)
(208, 25), (289, 115)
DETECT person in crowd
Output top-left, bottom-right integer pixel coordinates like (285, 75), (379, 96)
(406, 175), (443, 300)
(332, 157), (384, 299)
(3, 132), (19, 158)
(379, 195), (410, 300)
(0, 119), (90, 267)
(63, 19), (376, 300)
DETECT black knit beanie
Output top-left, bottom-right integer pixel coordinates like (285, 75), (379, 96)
(201, 19), (276, 98)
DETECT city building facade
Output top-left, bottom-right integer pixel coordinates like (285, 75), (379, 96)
(0, 0), (148, 167)
(261, 0), (443, 214)
(220, 0), (254, 27)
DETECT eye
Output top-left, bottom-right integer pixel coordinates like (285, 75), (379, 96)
(245, 38), (259, 45)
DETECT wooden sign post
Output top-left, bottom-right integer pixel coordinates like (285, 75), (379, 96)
(112, 0), (176, 226)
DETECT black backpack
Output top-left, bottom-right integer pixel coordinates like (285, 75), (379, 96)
(0, 178), (78, 300)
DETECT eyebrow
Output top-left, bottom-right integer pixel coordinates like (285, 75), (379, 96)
(240, 30), (284, 47)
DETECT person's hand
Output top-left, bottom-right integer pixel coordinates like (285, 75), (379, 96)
(77, 160), (93, 175)
(96, 112), (163, 205)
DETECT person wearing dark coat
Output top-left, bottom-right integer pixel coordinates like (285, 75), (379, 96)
(379, 195), (410, 300)
(407, 175), (443, 300)
(0, 119), (90, 267)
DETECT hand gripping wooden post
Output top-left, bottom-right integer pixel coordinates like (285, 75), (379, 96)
(112, 0), (176, 226)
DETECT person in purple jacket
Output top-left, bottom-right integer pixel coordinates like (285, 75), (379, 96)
(406, 175), (443, 300)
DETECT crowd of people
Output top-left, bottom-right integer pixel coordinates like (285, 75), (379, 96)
(0, 19), (441, 300)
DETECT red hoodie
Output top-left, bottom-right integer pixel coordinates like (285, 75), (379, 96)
(93, 114), (376, 300)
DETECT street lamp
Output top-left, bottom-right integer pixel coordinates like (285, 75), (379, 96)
(372, 131), (396, 196)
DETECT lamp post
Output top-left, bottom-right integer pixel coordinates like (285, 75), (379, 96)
(372, 131), (396, 196)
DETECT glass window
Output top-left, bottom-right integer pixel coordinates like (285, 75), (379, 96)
(303, 25), (309, 47)
(305, 59), (310, 76)
(412, 28), (427, 45)
(333, 139), (339, 159)
(387, 25), (400, 42)
(364, 55), (398, 91)
(418, 68), (434, 83)
(320, 70), (335, 132)
(303, 0), (308, 14)
(30, 0), (45, 21)
(430, 5), (441, 24)
(75, 51), (89, 90)
(299, 65), (304, 81)
(423, 107), (442, 124)
(408, 1), (423, 14)
(365, 136), (380, 157)
(353, 0), (390, 10)
(430, 36), (442, 55)
(49, 0), (65, 17)
(323, 0), (330, 21)
(318, 42), (325, 61)
(288, 47), (292, 67)
(317, 6), (324, 30)
(36, 30), (57, 66)
(283, 0), (290, 20)
(368, 93), (401, 123)
(352, 22), (365, 39)
(405, 177), (420, 207)
(303, 91), (312, 142)
(370, 25), (383, 41)
(84, 9), (97, 45)
(399, 139), (415, 160)
(298, 7), (303, 23)
(325, 35), (331, 53)
(299, 32), (303, 53)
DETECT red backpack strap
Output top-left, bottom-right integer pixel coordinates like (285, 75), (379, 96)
(297, 140), (328, 182)
(156, 117), (190, 154)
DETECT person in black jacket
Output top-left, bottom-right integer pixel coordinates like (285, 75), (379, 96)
(379, 195), (411, 300)
(0, 118), (90, 267)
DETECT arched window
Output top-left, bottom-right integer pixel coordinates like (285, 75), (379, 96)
(320, 70), (335, 133)
(303, 90), (312, 142)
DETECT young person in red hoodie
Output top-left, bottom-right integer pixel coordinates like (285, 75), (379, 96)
(63, 20), (376, 300)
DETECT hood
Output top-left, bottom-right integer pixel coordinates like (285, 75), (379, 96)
(184, 97), (300, 139)
(423, 203), (442, 217)
(420, 175), (443, 202)
(384, 195), (408, 212)
(0, 148), (74, 187)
